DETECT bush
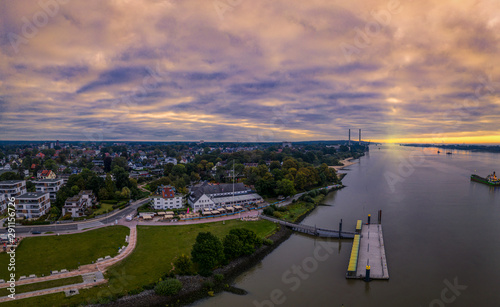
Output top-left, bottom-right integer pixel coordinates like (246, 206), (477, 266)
(174, 254), (194, 275)
(214, 274), (224, 283)
(128, 287), (143, 295)
(154, 278), (183, 296)
(303, 195), (314, 203)
(263, 238), (273, 246)
(263, 207), (275, 216)
(273, 211), (282, 218)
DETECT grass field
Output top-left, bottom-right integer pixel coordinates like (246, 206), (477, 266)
(90, 202), (114, 216)
(0, 276), (83, 297)
(0, 219), (277, 306)
(0, 226), (129, 280)
(278, 194), (326, 222)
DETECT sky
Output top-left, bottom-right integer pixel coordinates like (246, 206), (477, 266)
(1, 0), (499, 144)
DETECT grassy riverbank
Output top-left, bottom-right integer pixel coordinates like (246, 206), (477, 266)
(264, 188), (333, 223)
(1, 220), (277, 307)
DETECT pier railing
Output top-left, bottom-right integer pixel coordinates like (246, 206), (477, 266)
(260, 215), (356, 239)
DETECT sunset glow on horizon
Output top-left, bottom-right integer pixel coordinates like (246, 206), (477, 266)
(1, 0), (499, 143)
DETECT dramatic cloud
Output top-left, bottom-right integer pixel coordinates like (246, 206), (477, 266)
(1, 0), (499, 143)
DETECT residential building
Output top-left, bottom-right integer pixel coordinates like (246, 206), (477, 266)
(0, 194), (6, 214)
(92, 160), (104, 167)
(15, 192), (51, 219)
(34, 178), (64, 201)
(164, 157), (177, 165)
(0, 180), (27, 198)
(151, 186), (183, 210)
(62, 190), (95, 218)
(188, 182), (263, 211)
(37, 169), (56, 179)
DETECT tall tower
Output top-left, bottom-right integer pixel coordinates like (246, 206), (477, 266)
(359, 129), (361, 143)
(348, 129), (351, 146)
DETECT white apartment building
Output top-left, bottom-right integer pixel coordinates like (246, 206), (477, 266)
(0, 194), (6, 215)
(0, 180), (27, 198)
(62, 190), (95, 218)
(16, 192), (51, 219)
(34, 179), (64, 201)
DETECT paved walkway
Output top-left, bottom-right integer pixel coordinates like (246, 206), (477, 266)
(0, 225), (137, 302)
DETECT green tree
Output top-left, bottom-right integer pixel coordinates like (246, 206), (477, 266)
(223, 233), (243, 260)
(275, 179), (296, 197)
(191, 232), (224, 276)
(294, 170), (308, 190)
(228, 228), (259, 255)
(0, 172), (22, 181)
(174, 254), (194, 275)
(105, 174), (115, 196)
(121, 187), (131, 199)
(98, 188), (109, 201)
(255, 172), (276, 197)
(269, 161), (281, 170)
(172, 164), (186, 176)
(282, 158), (298, 170)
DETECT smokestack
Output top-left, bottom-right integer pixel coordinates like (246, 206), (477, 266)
(348, 129), (351, 146)
(359, 129), (361, 143)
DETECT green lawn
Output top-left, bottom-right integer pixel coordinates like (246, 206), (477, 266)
(90, 202), (114, 216)
(0, 275), (83, 297)
(278, 194), (326, 222)
(0, 219), (277, 306)
(0, 226), (129, 280)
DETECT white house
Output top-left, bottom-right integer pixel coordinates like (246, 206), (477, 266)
(62, 190), (95, 218)
(188, 182), (263, 211)
(151, 186), (183, 210)
(164, 157), (177, 165)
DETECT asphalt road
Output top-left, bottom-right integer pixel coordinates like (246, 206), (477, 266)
(1, 198), (149, 235)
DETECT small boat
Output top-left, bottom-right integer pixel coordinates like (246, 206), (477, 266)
(471, 172), (500, 186)
(446, 152), (452, 155)
(437, 150), (440, 153)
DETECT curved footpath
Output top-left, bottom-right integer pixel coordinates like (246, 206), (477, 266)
(0, 222), (137, 303)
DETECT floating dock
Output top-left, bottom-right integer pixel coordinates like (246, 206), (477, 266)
(346, 222), (389, 280)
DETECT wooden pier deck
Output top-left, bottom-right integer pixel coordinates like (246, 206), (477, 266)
(260, 215), (356, 239)
(346, 223), (389, 280)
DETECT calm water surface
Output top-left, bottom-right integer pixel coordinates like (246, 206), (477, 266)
(193, 145), (500, 307)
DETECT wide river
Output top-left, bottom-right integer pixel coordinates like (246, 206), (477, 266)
(193, 144), (500, 306)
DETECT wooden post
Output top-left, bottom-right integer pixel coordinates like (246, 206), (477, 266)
(339, 219), (342, 239)
(378, 210), (382, 224)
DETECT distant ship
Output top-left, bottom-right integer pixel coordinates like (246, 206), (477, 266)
(446, 152), (452, 155)
(437, 150), (440, 153)
(471, 172), (500, 186)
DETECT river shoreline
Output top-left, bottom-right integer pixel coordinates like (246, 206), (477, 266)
(101, 225), (293, 307)
(101, 181), (348, 306)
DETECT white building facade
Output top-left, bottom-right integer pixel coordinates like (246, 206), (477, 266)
(34, 179), (64, 201)
(0, 180), (27, 198)
(15, 192), (51, 219)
